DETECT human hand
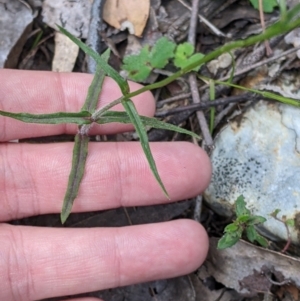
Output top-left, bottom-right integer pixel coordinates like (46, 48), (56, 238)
(0, 69), (211, 301)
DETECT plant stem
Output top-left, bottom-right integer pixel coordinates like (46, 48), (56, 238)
(92, 96), (123, 120)
(125, 6), (300, 98)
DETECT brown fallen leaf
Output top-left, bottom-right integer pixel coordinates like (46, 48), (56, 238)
(198, 238), (300, 295)
(277, 285), (299, 301)
(103, 0), (150, 37)
(52, 32), (79, 72)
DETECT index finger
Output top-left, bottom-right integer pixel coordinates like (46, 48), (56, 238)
(0, 69), (155, 141)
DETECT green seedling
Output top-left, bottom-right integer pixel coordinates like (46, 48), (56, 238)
(122, 37), (175, 81)
(270, 209), (295, 228)
(122, 0), (281, 82)
(217, 195), (268, 249)
(122, 37), (204, 81)
(173, 42), (204, 71)
(1, 1), (300, 224)
(270, 209), (295, 252)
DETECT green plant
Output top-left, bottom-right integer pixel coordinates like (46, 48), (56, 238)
(122, 38), (204, 81)
(270, 209), (295, 252)
(0, 2), (300, 224)
(249, 0), (278, 13)
(217, 195), (268, 249)
(173, 42), (204, 71)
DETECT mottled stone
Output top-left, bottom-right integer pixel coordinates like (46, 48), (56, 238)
(205, 100), (300, 244)
(0, 0), (33, 68)
(42, 0), (92, 38)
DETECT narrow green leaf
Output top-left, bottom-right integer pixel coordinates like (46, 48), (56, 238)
(81, 49), (110, 113)
(96, 111), (200, 139)
(246, 225), (257, 243)
(57, 25), (129, 95)
(61, 133), (89, 224)
(255, 234), (269, 248)
(121, 99), (169, 198)
(235, 195), (250, 217)
(139, 116), (200, 139)
(226, 52), (235, 84)
(278, 0), (287, 18)
(0, 110), (91, 125)
(31, 29), (43, 50)
(217, 232), (241, 249)
(200, 76), (300, 107)
(246, 226), (268, 247)
(248, 215), (267, 225)
(224, 223), (239, 233)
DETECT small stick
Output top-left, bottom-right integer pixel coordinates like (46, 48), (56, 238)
(259, 0), (273, 56)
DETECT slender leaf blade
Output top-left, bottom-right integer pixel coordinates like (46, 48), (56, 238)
(248, 215), (267, 225)
(140, 116), (200, 139)
(57, 25), (129, 95)
(81, 49), (110, 113)
(224, 223), (239, 233)
(61, 133), (89, 224)
(0, 110), (91, 124)
(202, 76), (300, 107)
(255, 233), (269, 248)
(226, 51), (235, 84)
(121, 99), (169, 198)
(246, 225), (257, 243)
(96, 111), (200, 139)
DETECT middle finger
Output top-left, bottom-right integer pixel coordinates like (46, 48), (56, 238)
(0, 142), (211, 221)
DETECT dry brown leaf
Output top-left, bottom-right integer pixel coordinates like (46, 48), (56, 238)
(198, 238), (300, 295)
(52, 32), (79, 72)
(277, 285), (299, 301)
(103, 0), (150, 37)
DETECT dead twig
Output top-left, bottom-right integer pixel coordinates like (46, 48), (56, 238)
(196, 45), (300, 94)
(187, 0), (213, 148)
(157, 92), (192, 108)
(155, 93), (254, 117)
(177, 0), (231, 38)
(258, 0), (273, 56)
(189, 75), (213, 148)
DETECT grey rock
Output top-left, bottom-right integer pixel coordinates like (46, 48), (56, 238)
(42, 0), (92, 38)
(205, 100), (300, 244)
(0, 0), (33, 68)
